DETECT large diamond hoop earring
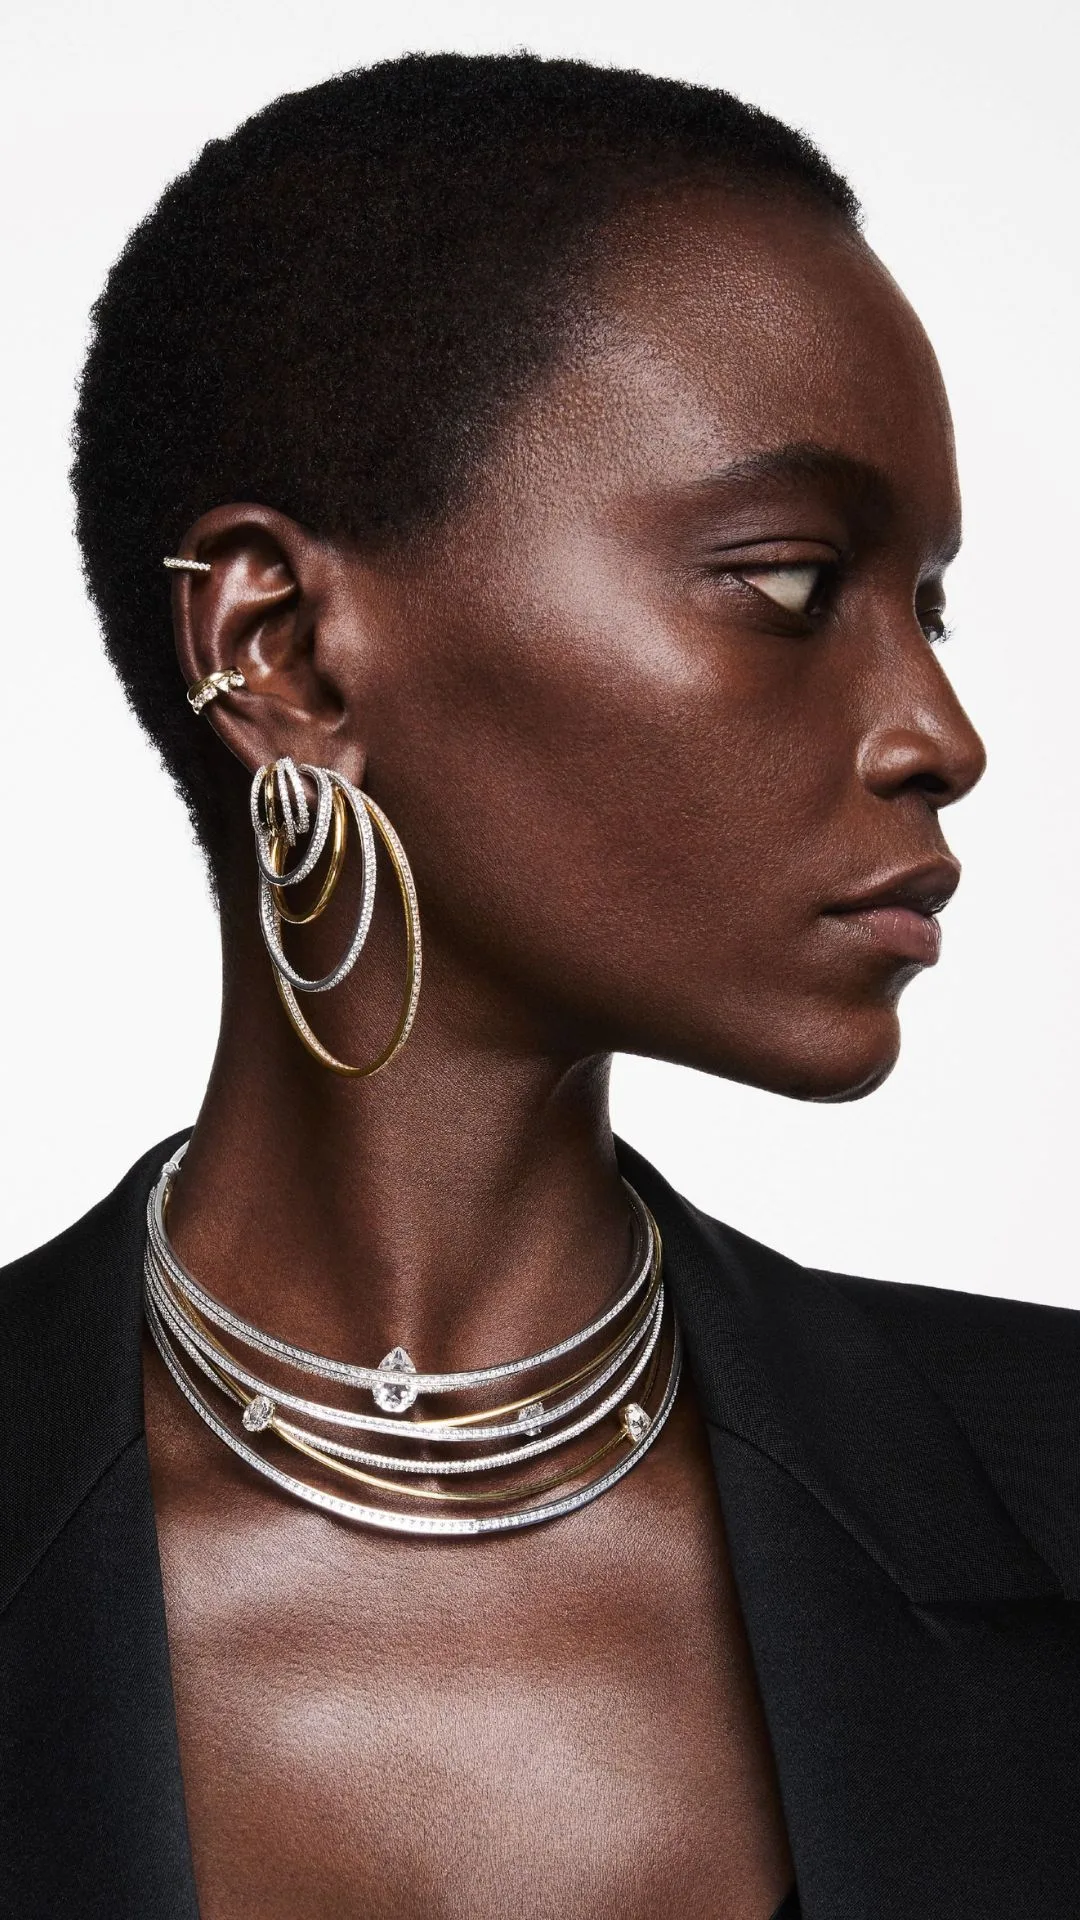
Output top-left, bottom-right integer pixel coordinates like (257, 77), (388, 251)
(250, 757), (421, 1077)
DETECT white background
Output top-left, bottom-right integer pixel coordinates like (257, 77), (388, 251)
(1, 0), (1076, 1302)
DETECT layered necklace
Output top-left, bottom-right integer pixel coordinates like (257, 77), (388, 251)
(143, 1147), (682, 1537)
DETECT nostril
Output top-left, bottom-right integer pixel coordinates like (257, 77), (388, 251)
(911, 770), (951, 800)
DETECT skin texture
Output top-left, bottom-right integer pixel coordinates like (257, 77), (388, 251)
(144, 184), (985, 1919)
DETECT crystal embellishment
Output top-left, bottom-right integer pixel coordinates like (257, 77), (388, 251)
(621, 1402), (651, 1444)
(242, 1393), (275, 1433)
(373, 1346), (419, 1414)
(516, 1400), (545, 1438)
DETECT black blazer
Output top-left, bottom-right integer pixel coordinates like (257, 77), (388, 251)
(3, 1133), (1080, 1918)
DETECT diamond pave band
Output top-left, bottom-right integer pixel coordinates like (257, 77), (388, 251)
(149, 1144), (657, 1404)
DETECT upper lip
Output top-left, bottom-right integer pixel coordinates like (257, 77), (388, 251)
(826, 858), (961, 918)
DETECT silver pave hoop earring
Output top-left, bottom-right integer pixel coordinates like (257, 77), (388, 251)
(250, 757), (421, 1077)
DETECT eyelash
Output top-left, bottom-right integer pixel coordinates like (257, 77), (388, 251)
(729, 562), (952, 646)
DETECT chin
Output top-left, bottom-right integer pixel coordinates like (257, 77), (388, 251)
(789, 1001), (904, 1104)
(687, 996), (904, 1105)
(807, 1054), (899, 1103)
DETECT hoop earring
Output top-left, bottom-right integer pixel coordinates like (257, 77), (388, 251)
(250, 758), (421, 1077)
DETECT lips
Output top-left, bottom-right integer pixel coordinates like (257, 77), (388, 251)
(823, 859), (960, 966)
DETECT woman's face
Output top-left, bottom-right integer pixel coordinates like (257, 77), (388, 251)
(353, 185), (985, 1099)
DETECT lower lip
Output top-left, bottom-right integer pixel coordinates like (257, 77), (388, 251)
(827, 906), (942, 966)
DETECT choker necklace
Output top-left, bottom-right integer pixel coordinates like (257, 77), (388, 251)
(143, 1147), (682, 1537)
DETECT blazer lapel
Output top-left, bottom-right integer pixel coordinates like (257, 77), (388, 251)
(619, 1142), (1080, 1920)
(1, 1138), (198, 1920)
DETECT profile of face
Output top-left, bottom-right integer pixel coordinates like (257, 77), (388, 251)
(185, 183), (986, 1104)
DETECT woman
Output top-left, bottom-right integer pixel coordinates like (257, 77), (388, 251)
(3, 50), (1078, 1920)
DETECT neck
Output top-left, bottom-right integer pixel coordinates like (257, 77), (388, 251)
(167, 920), (632, 1376)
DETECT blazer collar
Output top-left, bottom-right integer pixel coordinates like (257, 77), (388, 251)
(616, 1138), (1058, 1605)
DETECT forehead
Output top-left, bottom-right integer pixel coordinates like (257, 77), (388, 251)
(483, 185), (959, 541)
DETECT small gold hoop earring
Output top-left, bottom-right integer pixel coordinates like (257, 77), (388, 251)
(250, 758), (421, 1077)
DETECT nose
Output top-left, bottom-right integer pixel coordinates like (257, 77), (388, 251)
(857, 655), (986, 810)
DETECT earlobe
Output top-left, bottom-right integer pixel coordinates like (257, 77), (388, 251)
(168, 502), (361, 782)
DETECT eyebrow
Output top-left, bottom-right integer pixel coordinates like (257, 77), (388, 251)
(701, 441), (896, 522)
(690, 441), (961, 565)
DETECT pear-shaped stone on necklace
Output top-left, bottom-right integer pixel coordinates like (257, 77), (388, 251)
(372, 1346), (419, 1414)
(242, 1392), (275, 1433)
(621, 1401), (651, 1444)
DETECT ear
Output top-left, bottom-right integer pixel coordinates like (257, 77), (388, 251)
(169, 503), (370, 787)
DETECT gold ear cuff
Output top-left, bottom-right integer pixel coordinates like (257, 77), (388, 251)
(186, 670), (246, 715)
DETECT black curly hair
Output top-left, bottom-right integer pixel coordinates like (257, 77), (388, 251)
(72, 50), (859, 863)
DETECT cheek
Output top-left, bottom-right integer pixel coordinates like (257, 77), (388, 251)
(393, 558), (853, 1012)
(385, 567), (906, 1098)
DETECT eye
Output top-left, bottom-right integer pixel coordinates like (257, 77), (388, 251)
(735, 563), (825, 615)
(920, 607), (951, 646)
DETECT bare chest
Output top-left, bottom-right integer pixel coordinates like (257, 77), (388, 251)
(149, 1382), (791, 1920)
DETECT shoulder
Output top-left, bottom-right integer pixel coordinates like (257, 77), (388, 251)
(721, 1203), (1080, 1386)
(619, 1138), (1080, 1592)
(827, 1259), (1080, 1400)
(0, 1133), (186, 1609)
(0, 1134), (175, 1345)
(715, 1195), (1080, 1443)
(828, 1262), (1080, 1529)
(689, 1190), (1080, 1402)
(716, 1210), (1080, 1590)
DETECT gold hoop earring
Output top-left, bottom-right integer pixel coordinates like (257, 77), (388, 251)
(266, 778), (349, 926)
(250, 758), (421, 1077)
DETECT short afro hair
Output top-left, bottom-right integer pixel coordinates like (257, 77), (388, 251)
(72, 51), (859, 863)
